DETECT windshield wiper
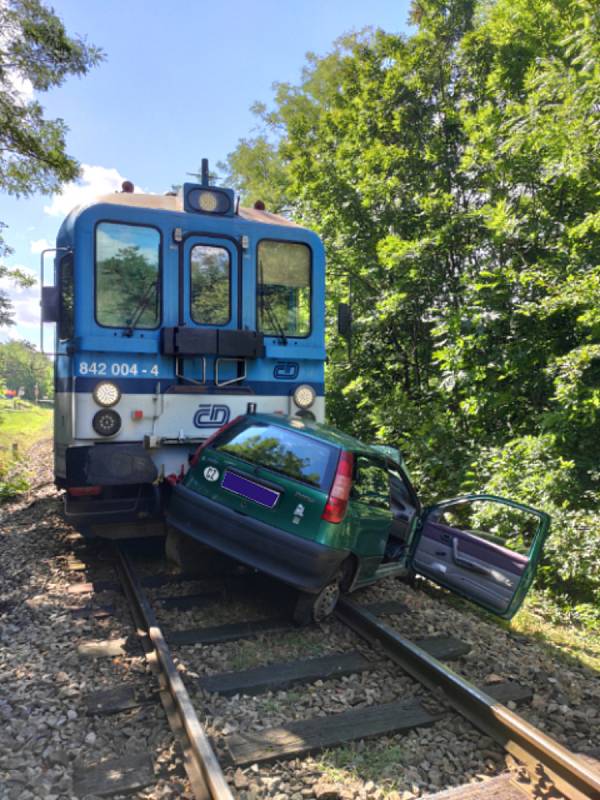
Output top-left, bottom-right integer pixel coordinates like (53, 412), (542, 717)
(123, 280), (158, 337)
(258, 260), (287, 345)
(262, 293), (288, 345)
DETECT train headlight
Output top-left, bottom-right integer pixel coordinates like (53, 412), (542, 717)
(93, 381), (121, 407)
(92, 409), (121, 437)
(293, 384), (316, 410)
(187, 188), (232, 215)
(198, 191), (220, 212)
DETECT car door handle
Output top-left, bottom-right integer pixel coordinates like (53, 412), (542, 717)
(451, 538), (495, 578)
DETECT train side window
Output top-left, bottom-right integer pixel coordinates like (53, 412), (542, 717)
(58, 254), (74, 340)
(257, 240), (311, 337)
(95, 222), (160, 329)
(190, 245), (231, 325)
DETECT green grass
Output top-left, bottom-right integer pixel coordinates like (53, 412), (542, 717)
(316, 741), (412, 794)
(0, 400), (53, 495)
(509, 592), (600, 672)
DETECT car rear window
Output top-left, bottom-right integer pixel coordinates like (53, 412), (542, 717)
(213, 421), (338, 489)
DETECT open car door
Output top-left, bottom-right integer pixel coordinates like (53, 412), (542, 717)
(409, 494), (551, 619)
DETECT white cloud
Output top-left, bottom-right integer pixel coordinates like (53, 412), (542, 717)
(0, 266), (40, 326)
(8, 72), (34, 103)
(0, 10), (35, 104)
(30, 238), (52, 254)
(44, 164), (142, 217)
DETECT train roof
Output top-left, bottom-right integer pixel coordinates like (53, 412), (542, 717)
(79, 191), (301, 228)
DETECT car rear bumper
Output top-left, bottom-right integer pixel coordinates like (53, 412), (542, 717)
(166, 483), (349, 593)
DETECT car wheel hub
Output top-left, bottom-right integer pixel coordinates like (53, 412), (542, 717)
(313, 581), (340, 622)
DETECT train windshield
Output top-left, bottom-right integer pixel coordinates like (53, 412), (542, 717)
(257, 241), (311, 338)
(95, 222), (161, 329)
(213, 421), (336, 489)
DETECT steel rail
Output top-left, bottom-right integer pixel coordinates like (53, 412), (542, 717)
(114, 544), (234, 800)
(337, 597), (600, 800)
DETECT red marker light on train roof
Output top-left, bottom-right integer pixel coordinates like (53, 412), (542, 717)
(131, 409), (144, 421)
(121, 180), (134, 193)
(253, 200), (266, 210)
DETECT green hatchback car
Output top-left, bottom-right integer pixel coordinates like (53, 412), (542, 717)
(166, 413), (551, 623)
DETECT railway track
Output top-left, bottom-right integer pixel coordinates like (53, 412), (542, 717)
(114, 545), (233, 800)
(72, 539), (600, 800)
(337, 599), (600, 800)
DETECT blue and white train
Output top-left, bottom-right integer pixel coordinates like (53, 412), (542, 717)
(42, 165), (328, 535)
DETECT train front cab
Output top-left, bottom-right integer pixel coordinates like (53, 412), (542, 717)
(45, 182), (326, 536)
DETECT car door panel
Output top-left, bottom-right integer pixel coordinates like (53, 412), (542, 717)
(412, 521), (527, 612)
(410, 494), (550, 619)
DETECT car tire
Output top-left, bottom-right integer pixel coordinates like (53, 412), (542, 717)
(293, 578), (341, 626)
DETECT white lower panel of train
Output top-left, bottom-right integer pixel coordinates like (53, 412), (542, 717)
(54, 391), (326, 479)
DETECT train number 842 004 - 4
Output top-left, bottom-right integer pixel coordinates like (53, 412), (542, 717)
(78, 361), (160, 377)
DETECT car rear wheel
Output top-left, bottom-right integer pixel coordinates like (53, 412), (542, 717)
(293, 578), (341, 625)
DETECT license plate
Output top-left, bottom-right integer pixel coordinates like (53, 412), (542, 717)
(222, 470), (280, 509)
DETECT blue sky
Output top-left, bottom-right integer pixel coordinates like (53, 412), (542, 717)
(0, 0), (411, 345)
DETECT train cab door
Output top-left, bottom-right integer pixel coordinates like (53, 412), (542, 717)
(408, 495), (551, 619)
(179, 235), (241, 388)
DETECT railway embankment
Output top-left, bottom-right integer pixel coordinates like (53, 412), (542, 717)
(0, 402), (52, 498)
(0, 441), (599, 800)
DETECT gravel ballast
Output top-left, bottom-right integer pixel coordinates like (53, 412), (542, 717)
(1, 440), (598, 799)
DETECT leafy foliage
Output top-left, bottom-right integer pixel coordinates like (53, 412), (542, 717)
(0, 0), (102, 325)
(222, 0), (600, 601)
(0, 339), (53, 399)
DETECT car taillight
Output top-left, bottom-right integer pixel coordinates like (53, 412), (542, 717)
(321, 450), (354, 524)
(67, 486), (102, 497)
(189, 416), (242, 467)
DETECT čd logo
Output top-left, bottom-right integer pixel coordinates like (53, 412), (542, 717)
(193, 404), (231, 429)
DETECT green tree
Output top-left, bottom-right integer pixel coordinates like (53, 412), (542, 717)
(222, 0), (600, 604)
(0, 0), (103, 325)
(218, 133), (291, 214)
(0, 339), (53, 399)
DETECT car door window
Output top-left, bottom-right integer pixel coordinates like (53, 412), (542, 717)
(388, 466), (418, 543)
(389, 467), (415, 512)
(352, 457), (390, 510)
(429, 500), (537, 555)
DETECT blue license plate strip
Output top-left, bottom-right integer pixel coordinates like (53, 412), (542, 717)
(221, 470), (280, 509)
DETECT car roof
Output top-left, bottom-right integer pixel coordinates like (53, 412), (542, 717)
(238, 413), (388, 460)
